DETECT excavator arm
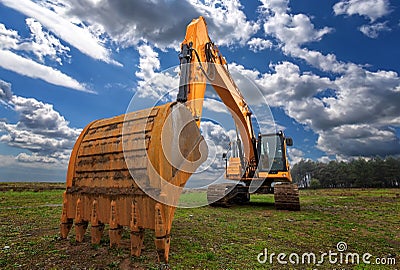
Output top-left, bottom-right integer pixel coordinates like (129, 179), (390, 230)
(177, 16), (258, 174)
(177, 17), (299, 211)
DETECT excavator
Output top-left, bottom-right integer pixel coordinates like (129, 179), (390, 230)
(60, 16), (299, 264)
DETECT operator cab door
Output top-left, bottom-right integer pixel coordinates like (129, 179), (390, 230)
(258, 132), (289, 173)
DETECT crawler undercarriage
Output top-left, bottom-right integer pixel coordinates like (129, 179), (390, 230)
(207, 182), (300, 210)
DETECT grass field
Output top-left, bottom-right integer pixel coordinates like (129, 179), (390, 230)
(0, 183), (398, 269)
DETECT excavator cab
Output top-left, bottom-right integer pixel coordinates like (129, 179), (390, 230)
(225, 130), (293, 182)
(258, 131), (293, 182)
(213, 130), (299, 210)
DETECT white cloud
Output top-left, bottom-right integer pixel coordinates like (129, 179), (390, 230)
(199, 120), (235, 170)
(231, 58), (400, 159)
(0, 0), (121, 65)
(0, 80), (82, 167)
(134, 43), (179, 100)
(258, 0), (344, 74)
(247, 37), (273, 52)
(243, 61), (334, 107)
(318, 125), (399, 157)
(0, 49), (90, 92)
(0, 80), (13, 104)
(16, 152), (58, 164)
(190, 0), (259, 46)
(333, 0), (391, 22)
(203, 98), (230, 114)
(261, 2), (333, 48)
(317, 156), (331, 163)
(287, 47), (349, 74)
(135, 44), (160, 81)
(0, 22), (88, 91)
(19, 18), (71, 65)
(0, 153), (68, 182)
(359, 21), (391, 38)
(288, 147), (304, 164)
(36, 0), (257, 50)
(0, 23), (20, 50)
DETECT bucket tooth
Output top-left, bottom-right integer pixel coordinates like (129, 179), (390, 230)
(130, 201), (144, 257)
(60, 191), (73, 239)
(75, 198), (88, 242)
(61, 220), (73, 239)
(109, 200), (122, 248)
(154, 203), (170, 263)
(90, 199), (104, 244)
(131, 229), (145, 257)
(75, 221), (88, 242)
(91, 223), (105, 245)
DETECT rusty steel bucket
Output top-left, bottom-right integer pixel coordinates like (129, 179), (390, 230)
(60, 102), (207, 262)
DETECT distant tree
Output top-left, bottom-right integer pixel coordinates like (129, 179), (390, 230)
(290, 156), (400, 188)
(310, 178), (321, 189)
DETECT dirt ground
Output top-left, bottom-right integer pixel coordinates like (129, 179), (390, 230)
(0, 183), (399, 269)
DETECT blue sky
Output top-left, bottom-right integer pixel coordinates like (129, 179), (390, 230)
(0, 0), (399, 182)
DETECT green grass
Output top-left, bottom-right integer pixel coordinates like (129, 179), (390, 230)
(0, 185), (399, 269)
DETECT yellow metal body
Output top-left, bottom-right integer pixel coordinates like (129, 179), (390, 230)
(182, 17), (292, 183)
(61, 16), (292, 264)
(61, 103), (205, 262)
(181, 16), (256, 168)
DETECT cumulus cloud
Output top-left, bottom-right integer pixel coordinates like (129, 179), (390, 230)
(135, 44), (160, 82)
(181, 120), (236, 187)
(359, 21), (391, 38)
(19, 18), (71, 65)
(0, 22), (89, 91)
(230, 61), (334, 107)
(190, 0), (259, 46)
(203, 98), (231, 114)
(34, 0), (257, 49)
(0, 79), (82, 166)
(0, 23), (20, 50)
(0, 80), (13, 104)
(134, 43), (179, 100)
(333, 1), (393, 41)
(258, 0), (344, 74)
(287, 147), (304, 164)
(318, 125), (400, 158)
(199, 121), (234, 173)
(254, 0), (400, 160)
(333, 0), (391, 22)
(231, 59), (400, 159)
(317, 156), (332, 163)
(16, 152), (58, 164)
(247, 37), (273, 52)
(0, 0), (121, 65)
(260, 0), (332, 48)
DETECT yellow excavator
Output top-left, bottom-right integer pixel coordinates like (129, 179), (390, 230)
(60, 16), (299, 263)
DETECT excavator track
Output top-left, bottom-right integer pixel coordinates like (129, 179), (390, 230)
(207, 183), (250, 207)
(273, 183), (300, 211)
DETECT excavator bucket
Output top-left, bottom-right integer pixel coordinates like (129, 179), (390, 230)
(60, 102), (207, 263)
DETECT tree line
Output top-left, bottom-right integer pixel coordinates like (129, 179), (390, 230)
(291, 157), (400, 188)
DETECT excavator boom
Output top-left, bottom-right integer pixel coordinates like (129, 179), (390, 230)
(177, 16), (257, 174)
(176, 17), (299, 209)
